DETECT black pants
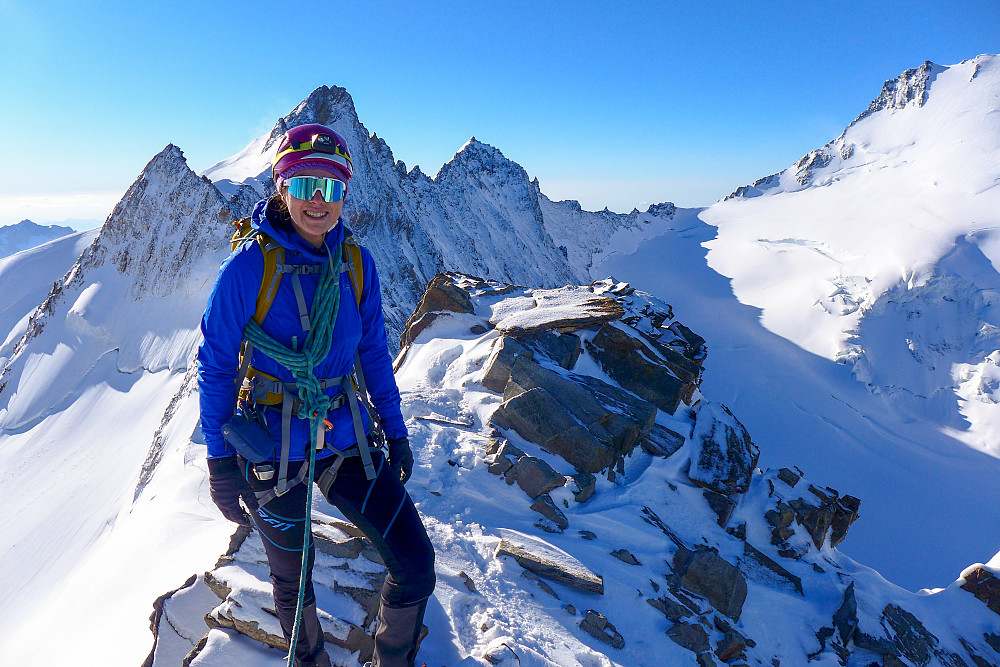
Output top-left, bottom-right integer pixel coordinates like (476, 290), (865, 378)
(240, 448), (435, 661)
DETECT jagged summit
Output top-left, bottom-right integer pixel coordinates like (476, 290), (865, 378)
(436, 136), (528, 182)
(852, 59), (942, 124)
(263, 85), (359, 151)
(725, 54), (999, 200)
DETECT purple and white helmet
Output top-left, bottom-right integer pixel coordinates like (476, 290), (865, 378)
(272, 123), (353, 187)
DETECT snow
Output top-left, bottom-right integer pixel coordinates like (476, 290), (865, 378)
(1, 55), (1000, 664)
(601, 55), (1000, 592)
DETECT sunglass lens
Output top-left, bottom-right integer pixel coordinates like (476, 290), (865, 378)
(287, 176), (346, 202)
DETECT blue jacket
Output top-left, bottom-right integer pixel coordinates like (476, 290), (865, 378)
(197, 198), (407, 461)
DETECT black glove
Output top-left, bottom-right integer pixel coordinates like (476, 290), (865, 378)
(386, 436), (413, 485)
(208, 456), (258, 527)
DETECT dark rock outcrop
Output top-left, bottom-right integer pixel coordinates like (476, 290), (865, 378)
(672, 546), (748, 621)
(580, 610), (625, 649)
(688, 402), (759, 496)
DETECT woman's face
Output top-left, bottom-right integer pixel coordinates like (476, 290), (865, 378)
(280, 168), (345, 248)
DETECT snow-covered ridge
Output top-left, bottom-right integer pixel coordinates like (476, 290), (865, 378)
(0, 144), (232, 429)
(201, 86), (680, 344)
(0, 219), (76, 259)
(149, 272), (1000, 666)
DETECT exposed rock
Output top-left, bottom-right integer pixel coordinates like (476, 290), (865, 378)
(829, 495), (861, 548)
(459, 571), (478, 593)
(985, 631), (1000, 653)
(400, 272), (476, 346)
(666, 321), (707, 363)
(586, 322), (691, 413)
(521, 570), (559, 599)
(489, 286), (624, 336)
(647, 595), (692, 621)
(792, 499), (833, 549)
(490, 351), (657, 472)
(495, 536), (604, 594)
(520, 330), (582, 370)
(142, 574), (198, 667)
(490, 387), (611, 473)
(776, 468), (801, 487)
(667, 621), (711, 654)
(580, 610), (625, 649)
(832, 582), (858, 644)
(578, 530), (597, 540)
(882, 604), (938, 666)
(642, 422), (687, 457)
(486, 440), (525, 476)
(672, 546), (748, 621)
(703, 489), (737, 527)
(565, 604), (577, 615)
(506, 456), (565, 499)
(739, 542), (803, 596)
(568, 473), (596, 502)
(611, 549), (642, 566)
(688, 402), (759, 496)
(530, 493), (569, 531)
(960, 565), (1000, 616)
(715, 628), (748, 662)
(481, 336), (535, 393)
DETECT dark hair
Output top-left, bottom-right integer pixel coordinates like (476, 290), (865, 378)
(266, 194), (293, 232)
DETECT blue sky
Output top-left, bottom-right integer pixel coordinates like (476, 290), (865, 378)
(0, 1), (996, 227)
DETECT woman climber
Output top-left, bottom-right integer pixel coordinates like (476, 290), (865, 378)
(197, 123), (435, 667)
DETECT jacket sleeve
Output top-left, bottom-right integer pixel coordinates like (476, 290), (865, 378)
(356, 247), (408, 440)
(197, 248), (260, 459)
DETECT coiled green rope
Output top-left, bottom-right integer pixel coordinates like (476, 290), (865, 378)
(242, 242), (343, 665)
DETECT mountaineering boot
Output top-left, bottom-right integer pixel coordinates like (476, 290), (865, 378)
(294, 649), (331, 667)
(370, 598), (429, 667)
(279, 602), (327, 666)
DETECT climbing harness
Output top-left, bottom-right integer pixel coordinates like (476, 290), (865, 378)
(223, 216), (385, 665)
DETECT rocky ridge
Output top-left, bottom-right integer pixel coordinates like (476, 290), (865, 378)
(725, 59), (946, 200)
(147, 272), (1000, 666)
(202, 85), (678, 344)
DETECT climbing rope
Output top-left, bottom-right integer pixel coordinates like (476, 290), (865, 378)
(242, 241), (343, 665)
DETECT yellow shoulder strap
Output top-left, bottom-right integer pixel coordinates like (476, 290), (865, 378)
(254, 232), (284, 324)
(343, 237), (364, 307)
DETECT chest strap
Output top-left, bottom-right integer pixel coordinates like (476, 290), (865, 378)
(281, 260), (351, 333)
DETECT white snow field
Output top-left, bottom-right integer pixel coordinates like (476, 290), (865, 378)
(1, 53), (999, 664)
(604, 54), (1000, 591)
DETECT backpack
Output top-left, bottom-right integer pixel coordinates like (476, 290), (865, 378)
(230, 216), (368, 407)
(224, 216), (383, 497)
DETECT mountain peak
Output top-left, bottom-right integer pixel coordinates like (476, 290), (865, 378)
(852, 59), (944, 124)
(438, 137), (524, 181)
(264, 85), (359, 151)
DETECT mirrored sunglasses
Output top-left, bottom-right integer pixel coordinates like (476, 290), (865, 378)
(284, 175), (347, 203)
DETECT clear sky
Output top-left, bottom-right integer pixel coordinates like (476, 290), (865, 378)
(0, 0), (997, 228)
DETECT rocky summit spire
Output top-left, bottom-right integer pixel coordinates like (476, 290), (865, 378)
(264, 85), (360, 152)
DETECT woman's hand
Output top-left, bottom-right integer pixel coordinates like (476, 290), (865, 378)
(387, 436), (414, 484)
(207, 456), (258, 527)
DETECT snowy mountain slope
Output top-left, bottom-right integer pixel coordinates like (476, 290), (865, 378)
(601, 54), (1000, 591)
(201, 86), (676, 343)
(0, 89), (676, 664)
(148, 275), (1000, 667)
(0, 219), (77, 258)
(0, 228), (97, 363)
(0, 145), (237, 662)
